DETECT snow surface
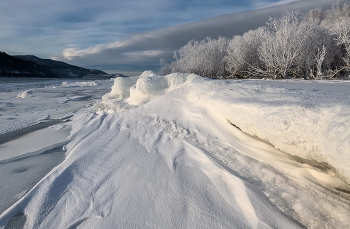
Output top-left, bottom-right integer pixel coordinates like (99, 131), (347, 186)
(0, 73), (350, 228)
(102, 71), (350, 184)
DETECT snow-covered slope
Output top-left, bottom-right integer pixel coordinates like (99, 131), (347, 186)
(103, 71), (350, 185)
(1, 72), (349, 228)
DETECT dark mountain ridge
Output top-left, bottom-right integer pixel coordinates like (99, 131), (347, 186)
(0, 52), (110, 78)
(0, 52), (48, 77)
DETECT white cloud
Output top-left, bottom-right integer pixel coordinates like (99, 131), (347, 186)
(253, 0), (301, 9)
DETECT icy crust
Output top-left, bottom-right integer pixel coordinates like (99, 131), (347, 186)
(102, 71), (350, 184)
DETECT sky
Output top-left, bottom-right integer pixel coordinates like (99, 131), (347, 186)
(0, 0), (342, 75)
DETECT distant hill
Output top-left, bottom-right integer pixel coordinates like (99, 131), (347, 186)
(0, 51), (111, 78)
(0, 52), (49, 77)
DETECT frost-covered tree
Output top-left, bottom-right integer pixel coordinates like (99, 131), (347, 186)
(255, 12), (323, 78)
(297, 12), (334, 79)
(322, 1), (350, 74)
(305, 7), (324, 23)
(225, 11), (331, 79)
(160, 1), (350, 79)
(174, 37), (229, 78)
(314, 45), (327, 79)
(159, 60), (183, 76)
(159, 58), (172, 75)
(225, 28), (266, 78)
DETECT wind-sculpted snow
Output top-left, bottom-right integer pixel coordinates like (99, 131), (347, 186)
(0, 103), (301, 229)
(102, 71), (350, 185)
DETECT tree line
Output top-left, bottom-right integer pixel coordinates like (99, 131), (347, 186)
(160, 2), (350, 80)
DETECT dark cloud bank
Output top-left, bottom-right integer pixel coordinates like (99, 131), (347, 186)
(62, 0), (346, 75)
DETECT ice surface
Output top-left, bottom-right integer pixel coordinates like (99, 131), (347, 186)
(0, 79), (113, 135)
(61, 81), (98, 87)
(0, 142), (67, 215)
(0, 124), (70, 161)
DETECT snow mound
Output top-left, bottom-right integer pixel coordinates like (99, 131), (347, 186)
(102, 76), (139, 101)
(17, 90), (33, 98)
(61, 81), (97, 87)
(101, 71), (200, 109)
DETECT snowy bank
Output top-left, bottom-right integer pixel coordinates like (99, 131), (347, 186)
(102, 71), (350, 184)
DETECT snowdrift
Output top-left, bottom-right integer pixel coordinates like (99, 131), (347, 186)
(102, 71), (350, 184)
(101, 71), (200, 108)
(17, 89), (34, 98)
(1, 72), (349, 229)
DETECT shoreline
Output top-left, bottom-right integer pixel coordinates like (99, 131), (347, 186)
(0, 118), (72, 145)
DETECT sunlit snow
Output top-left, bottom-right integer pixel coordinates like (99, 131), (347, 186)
(0, 73), (349, 228)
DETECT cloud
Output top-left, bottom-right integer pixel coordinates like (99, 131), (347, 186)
(252, 0), (301, 9)
(60, 0), (339, 75)
(0, 0), (345, 75)
(0, 0), (250, 55)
